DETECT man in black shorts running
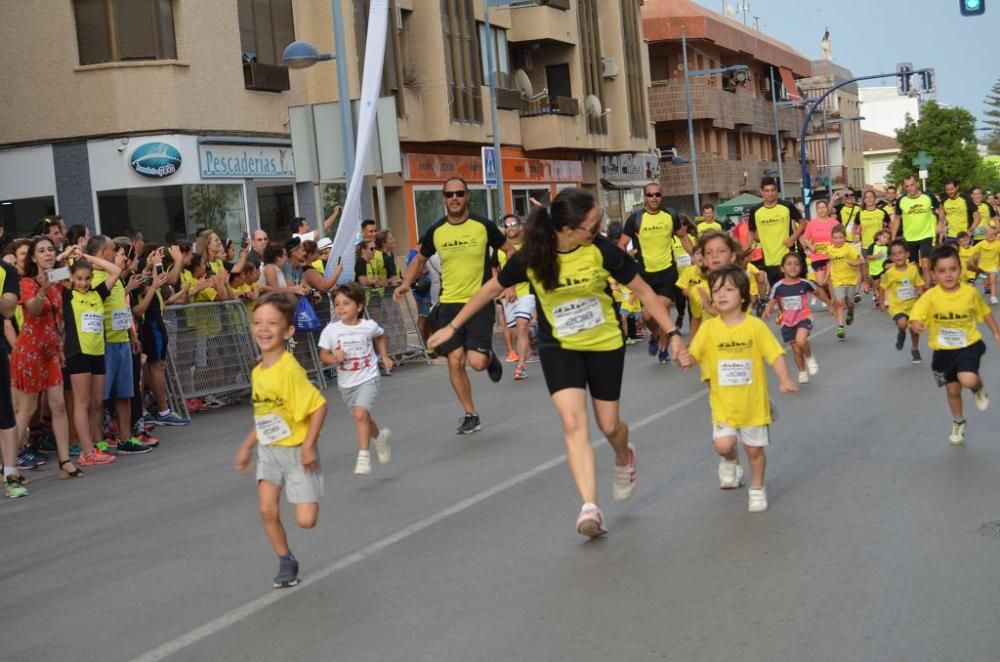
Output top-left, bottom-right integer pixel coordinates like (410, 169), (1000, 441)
(396, 177), (514, 434)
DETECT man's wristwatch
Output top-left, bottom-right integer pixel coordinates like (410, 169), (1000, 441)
(664, 329), (681, 341)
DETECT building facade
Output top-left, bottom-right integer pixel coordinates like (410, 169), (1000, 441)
(641, 0), (811, 217)
(799, 60), (865, 194)
(862, 130), (900, 189)
(859, 86), (920, 139)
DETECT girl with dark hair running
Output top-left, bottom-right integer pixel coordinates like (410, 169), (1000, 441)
(428, 188), (691, 538)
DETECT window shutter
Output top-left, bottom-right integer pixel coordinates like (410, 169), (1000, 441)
(156, 0), (176, 59)
(116, 0), (157, 60)
(75, 0), (111, 65)
(238, 0), (256, 57)
(252, 0), (276, 64)
(270, 0), (295, 61)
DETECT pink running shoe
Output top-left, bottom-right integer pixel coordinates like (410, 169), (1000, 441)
(575, 503), (608, 538)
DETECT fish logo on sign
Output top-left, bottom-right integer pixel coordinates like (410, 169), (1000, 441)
(130, 142), (182, 179)
(482, 146), (498, 187)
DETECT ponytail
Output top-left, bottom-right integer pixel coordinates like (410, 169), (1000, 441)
(521, 187), (597, 291)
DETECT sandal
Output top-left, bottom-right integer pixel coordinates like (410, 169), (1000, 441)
(58, 459), (85, 479)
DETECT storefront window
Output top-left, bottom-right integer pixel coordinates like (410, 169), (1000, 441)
(0, 196), (57, 239)
(321, 183), (347, 237)
(256, 184), (296, 242)
(413, 186), (499, 240)
(185, 184), (246, 242)
(97, 184), (246, 244)
(511, 187), (551, 219)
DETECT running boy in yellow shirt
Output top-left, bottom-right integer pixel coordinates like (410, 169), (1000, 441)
(827, 224), (864, 340)
(234, 292), (328, 589)
(689, 264), (797, 513)
(880, 238), (926, 363)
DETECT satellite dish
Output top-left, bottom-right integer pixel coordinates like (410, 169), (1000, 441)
(514, 69), (547, 101)
(585, 95), (610, 118)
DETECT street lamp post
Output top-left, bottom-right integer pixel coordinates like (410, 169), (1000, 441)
(682, 26), (750, 213)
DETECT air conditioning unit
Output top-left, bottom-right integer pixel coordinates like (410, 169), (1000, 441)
(601, 57), (619, 79)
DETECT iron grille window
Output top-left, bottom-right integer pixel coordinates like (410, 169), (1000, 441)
(74, 0), (176, 65)
(576, 0), (606, 135)
(441, 0), (483, 124)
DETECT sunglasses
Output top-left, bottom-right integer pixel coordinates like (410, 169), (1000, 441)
(443, 190), (466, 199)
(504, 222), (520, 229)
(645, 192), (662, 198)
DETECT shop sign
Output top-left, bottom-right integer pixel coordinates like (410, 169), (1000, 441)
(199, 144), (295, 179)
(130, 142), (182, 179)
(406, 153), (581, 183)
(599, 153), (660, 183)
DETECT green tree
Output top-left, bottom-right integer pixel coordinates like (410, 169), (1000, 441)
(887, 101), (981, 194)
(985, 76), (1000, 155)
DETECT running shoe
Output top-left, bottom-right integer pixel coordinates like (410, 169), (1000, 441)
(23, 445), (47, 465)
(505, 350), (519, 363)
(575, 503), (608, 538)
(353, 453), (371, 475)
(895, 330), (906, 351)
(513, 365), (527, 381)
(116, 438), (152, 455)
(5, 475), (28, 499)
(798, 371), (809, 384)
(137, 432), (160, 448)
(525, 352), (540, 363)
(96, 439), (116, 453)
(185, 398), (209, 412)
(273, 556), (300, 589)
(373, 428), (392, 464)
(853, 293), (862, 303)
(612, 445), (637, 503)
(846, 308), (855, 325)
(624, 337), (637, 346)
(805, 355), (819, 376)
(152, 410), (190, 426)
(911, 349), (922, 365)
(78, 448), (116, 466)
(68, 443), (81, 457)
(658, 349), (671, 365)
(456, 414), (482, 435)
(486, 353), (503, 383)
(748, 487), (768, 512)
(647, 336), (658, 357)
(15, 450), (39, 471)
(836, 325), (846, 340)
(991, 296), (998, 305)
(949, 420), (966, 446)
(718, 458), (744, 489)
(974, 386), (990, 412)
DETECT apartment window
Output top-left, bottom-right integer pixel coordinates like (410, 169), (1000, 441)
(238, 0), (295, 66)
(650, 55), (669, 82)
(620, 0), (648, 139)
(442, 0), (483, 124)
(478, 24), (510, 89)
(74, 0), (176, 65)
(546, 64), (572, 98)
(576, 0), (606, 135)
(727, 132), (741, 160)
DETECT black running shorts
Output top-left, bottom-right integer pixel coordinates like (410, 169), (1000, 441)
(538, 345), (626, 401)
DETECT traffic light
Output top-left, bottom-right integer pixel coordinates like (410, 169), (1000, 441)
(960, 0), (985, 16)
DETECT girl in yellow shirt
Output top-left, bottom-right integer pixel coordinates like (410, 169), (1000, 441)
(910, 244), (1000, 445)
(969, 224), (1000, 305)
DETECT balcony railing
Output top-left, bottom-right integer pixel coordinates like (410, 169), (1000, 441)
(519, 96), (579, 118)
(243, 62), (290, 93)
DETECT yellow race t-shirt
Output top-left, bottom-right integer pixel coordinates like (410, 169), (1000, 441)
(959, 245), (977, 281)
(826, 243), (861, 288)
(676, 265), (707, 319)
(251, 351), (326, 448)
(973, 203), (998, 241)
(880, 263), (924, 317)
(857, 207), (891, 248)
(972, 237), (1000, 272)
(420, 215), (506, 304)
(910, 283), (991, 350)
(689, 315), (785, 428)
(62, 285), (110, 357)
(624, 209), (682, 273)
(748, 201), (803, 267)
(92, 270), (130, 343)
(941, 193), (977, 238)
(496, 242), (529, 298)
(747, 262), (761, 298)
(696, 220), (723, 236)
(497, 235), (639, 352)
(895, 193), (940, 242)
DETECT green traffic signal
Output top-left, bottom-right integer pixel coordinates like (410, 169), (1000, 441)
(960, 0), (986, 15)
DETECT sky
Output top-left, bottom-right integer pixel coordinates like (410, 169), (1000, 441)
(691, 0), (999, 126)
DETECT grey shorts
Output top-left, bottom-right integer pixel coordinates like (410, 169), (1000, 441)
(339, 377), (379, 412)
(833, 285), (857, 301)
(256, 444), (324, 504)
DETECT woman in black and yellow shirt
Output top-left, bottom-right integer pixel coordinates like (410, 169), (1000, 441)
(428, 188), (691, 539)
(62, 252), (121, 467)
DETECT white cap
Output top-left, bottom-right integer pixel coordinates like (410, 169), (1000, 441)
(316, 237), (333, 252)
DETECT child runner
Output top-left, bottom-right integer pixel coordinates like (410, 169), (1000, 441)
(909, 245), (1000, 445)
(692, 230), (742, 319)
(826, 224), (864, 340)
(799, 200), (838, 304)
(688, 264), (797, 512)
(764, 252), (828, 384)
(676, 246), (707, 339)
(879, 238), (926, 363)
(866, 229), (891, 307)
(957, 232), (977, 286)
(234, 293), (328, 589)
(318, 283), (393, 476)
(969, 224), (1000, 304)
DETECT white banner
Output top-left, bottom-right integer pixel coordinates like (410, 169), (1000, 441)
(326, 0), (389, 281)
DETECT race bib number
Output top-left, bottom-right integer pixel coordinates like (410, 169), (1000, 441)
(80, 312), (103, 334)
(815, 242), (830, 254)
(552, 297), (604, 337)
(718, 359), (752, 386)
(111, 309), (131, 330)
(782, 296), (803, 311)
(896, 282), (916, 300)
(255, 413), (292, 446)
(675, 254), (692, 268)
(937, 328), (967, 349)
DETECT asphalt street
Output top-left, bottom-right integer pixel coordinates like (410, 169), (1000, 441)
(3, 305), (1000, 662)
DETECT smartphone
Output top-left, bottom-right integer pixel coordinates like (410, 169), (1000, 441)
(48, 266), (70, 282)
(241, 231), (249, 250)
(154, 263), (164, 277)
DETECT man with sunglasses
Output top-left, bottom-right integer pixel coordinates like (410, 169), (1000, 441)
(395, 177), (514, 435)
(494, 214), (535, 381)
(618, 182), (690, 364)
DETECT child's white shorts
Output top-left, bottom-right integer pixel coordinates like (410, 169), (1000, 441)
(712, 423), (769, 447)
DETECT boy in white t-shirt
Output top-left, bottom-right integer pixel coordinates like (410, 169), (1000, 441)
(318, 283), (394, 475)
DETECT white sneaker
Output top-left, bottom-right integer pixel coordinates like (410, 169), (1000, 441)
(991, 295), (998, 305)
(949, 420), (966, 446)
(805, 355), (819, 376)
(748, 487), (768, 512)
(718, 458), (744, 489)
(612, 445), (637, 503)
(575, 503), (608, 538)
(373, 428), (392, 464)
(974, 387), (990, 412)
(353, 453), (371, 475)
(798, 371), (809, 384)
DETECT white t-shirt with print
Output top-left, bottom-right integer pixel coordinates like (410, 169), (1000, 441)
(318, 319), (384, 389)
